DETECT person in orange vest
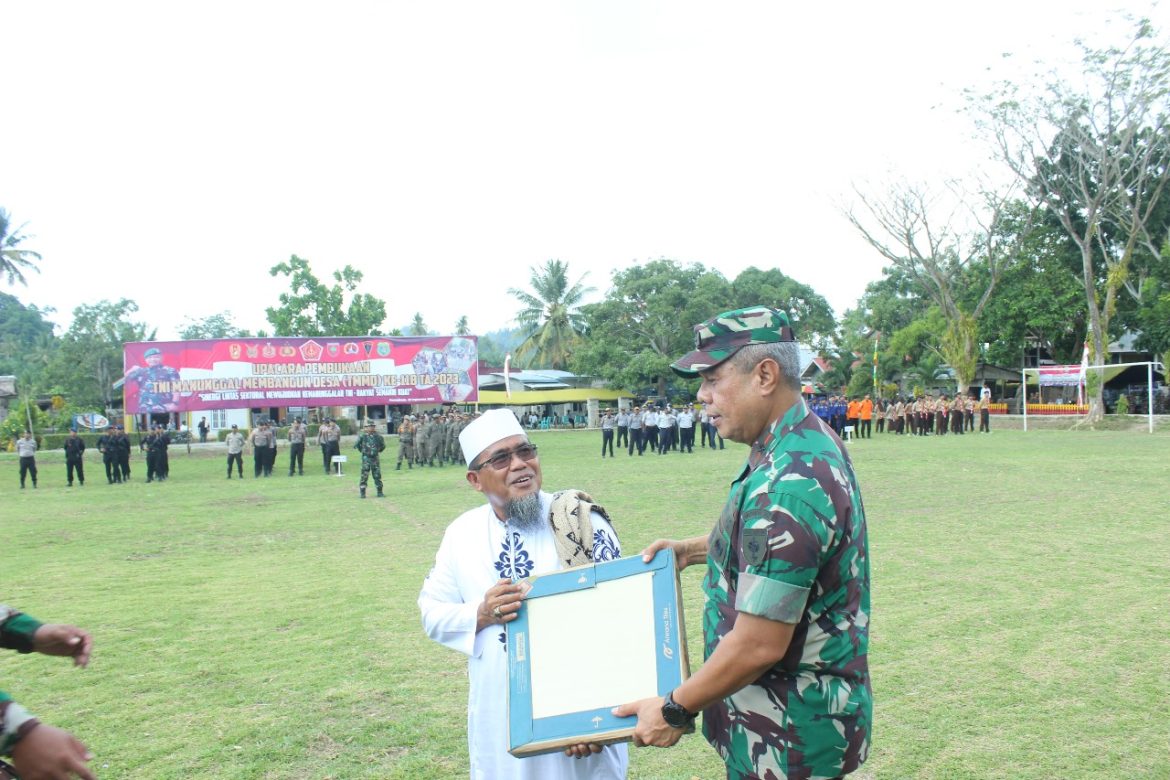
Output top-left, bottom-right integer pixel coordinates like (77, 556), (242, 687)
(846, 398), (860, 439)
(858, 394), (874, 439)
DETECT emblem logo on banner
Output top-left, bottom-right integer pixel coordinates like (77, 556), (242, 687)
(279, 345), (296, 358)
(262, 343), (277, 359)
(327, 342), (339, 357)
(245, 344), (259, 358)
(301, 340), (323, 361)
(229, 344), (242, 360)
(343, 343), (359, 355)
(376, 342), (391, 357)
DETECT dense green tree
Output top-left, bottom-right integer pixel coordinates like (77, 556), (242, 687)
(979, 19), (1170, 420)
(178, 311), (252, 340)
(50, 299), (154, 411)
(477, 328), (521, 367)
(0, 292), (57, 377)
(0, 397), (47, 442)
(965, 211), (1086, 366)
(508, 260), (594, 370)
(1134, 239), (1170, 365)
(266, 256), (387, 337)
(0, 209), (41, 286)
(574, 259), (731, 397)
(454, 315), (470, 336)
(729, 267), (837, 349)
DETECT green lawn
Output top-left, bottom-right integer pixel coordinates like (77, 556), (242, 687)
(4, 425), (1169, 779)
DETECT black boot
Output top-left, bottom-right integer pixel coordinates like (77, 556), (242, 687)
(360, 487), (366, 499)
(376, 489), (385, 498)
(396, 462), (401, 470)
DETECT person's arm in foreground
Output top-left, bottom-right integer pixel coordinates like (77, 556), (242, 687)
(1, 608), (95, 779)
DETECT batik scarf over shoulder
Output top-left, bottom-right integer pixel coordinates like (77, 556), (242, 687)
(547, 489), (614, 569)
(702, 399), (871, 780)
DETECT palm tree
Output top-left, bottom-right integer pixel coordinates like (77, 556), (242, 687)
(0, 209), (42, 286)
(454, 315), (470, 336)
(409, 313), (429, 336)
(508, 259), (594, 370)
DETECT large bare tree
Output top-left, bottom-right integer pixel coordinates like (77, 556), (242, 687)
(976, 19), (1170, 422)
(845, 179), (1027, 394)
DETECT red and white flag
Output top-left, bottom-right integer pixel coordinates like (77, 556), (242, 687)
(1078, 341), (1089, 406)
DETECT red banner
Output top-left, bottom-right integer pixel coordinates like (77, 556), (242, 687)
(1036, 366), (1084, 387)
(119, 336), (478, 413)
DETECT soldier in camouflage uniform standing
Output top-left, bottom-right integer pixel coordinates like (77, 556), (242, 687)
(614, 306), (871, 780)
(354, 420), (385, 498)
(426, 414), (443, 467)
(413, 415), (429, 467)
(396, 414), (415, 470)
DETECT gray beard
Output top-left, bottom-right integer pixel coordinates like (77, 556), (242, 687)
(505, 493), (544, 532)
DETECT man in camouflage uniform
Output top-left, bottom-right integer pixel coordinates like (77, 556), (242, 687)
(354, 420), (385, 498)
(124, 347), (180, 413)
(412, 415), (428, 466)
(614, 306), (871, 780)
(396, 414), (415, 470)
(1, 604), (95, 779)
(426, 414), (444, 467)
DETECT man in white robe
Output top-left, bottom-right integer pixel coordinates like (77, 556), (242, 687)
(418, 409), (629, 780)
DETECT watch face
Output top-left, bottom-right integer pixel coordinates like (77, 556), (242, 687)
(662, 696), (692, 728)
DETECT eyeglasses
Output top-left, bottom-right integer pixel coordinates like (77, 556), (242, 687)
(471, 444), (539, 471)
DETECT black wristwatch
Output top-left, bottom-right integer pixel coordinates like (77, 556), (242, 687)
(661, 689), (695, 729)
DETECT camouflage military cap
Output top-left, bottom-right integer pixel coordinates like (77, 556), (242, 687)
(671, 305), (795, 377)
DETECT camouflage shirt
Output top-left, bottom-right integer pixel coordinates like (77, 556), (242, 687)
(355, 431), (385, 458)
(702, 398), (871, 779)
(1, 605), (44, 755)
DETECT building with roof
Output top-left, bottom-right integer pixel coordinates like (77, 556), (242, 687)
(474, 368), (633, 428)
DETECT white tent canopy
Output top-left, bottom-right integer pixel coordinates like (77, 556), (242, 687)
(1020, 361), (1165, 433)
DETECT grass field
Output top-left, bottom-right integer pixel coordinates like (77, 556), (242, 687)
(4, 424), (1169, 779)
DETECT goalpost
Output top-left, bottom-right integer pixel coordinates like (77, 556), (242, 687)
(1021, 361), (1166, 433)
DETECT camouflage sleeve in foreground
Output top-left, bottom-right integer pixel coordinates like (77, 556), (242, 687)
(1, 606), (44, 755)
(701, 401), (871, 780)
(0, 607), (42, 654)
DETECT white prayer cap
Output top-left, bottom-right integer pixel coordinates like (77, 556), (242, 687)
(459, 408), (526, 467)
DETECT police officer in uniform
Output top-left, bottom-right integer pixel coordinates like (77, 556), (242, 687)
(114, 424), (132, 481)
(250, 420), (273, 477)
(64, 429), (86, 487)
(616, 408), (630, 449)
(317, 418), (341, 474)
(143, 426), (159, 482)
(288, 417), (306, 476)
(152, 425), (171, 480)
(97, 426), (120, 483)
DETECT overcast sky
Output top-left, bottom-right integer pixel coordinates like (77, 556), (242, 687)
(3, 1), (1164, 340)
